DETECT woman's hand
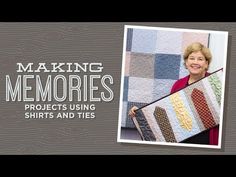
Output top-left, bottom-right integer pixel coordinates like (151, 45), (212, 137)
(128, 106), (138, 118)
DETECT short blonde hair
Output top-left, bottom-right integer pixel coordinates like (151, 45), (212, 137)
(183, 42), (212, 65)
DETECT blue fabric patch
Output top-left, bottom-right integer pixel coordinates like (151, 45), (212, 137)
(124, 76), (129, 90)
(126, 28), (133, 51)
(123, 77), (129, 101)
(131, 29), (157, 54)
(154, 54), (181, 80)
(123, 89), (128, 101)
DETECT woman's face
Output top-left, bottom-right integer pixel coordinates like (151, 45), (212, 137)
(185, 51), (209, 76)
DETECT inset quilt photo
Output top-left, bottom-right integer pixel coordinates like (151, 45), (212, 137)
(117, 25), (228, 149)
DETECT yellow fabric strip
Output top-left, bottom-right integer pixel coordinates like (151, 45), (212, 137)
(170, 92), (193, 131)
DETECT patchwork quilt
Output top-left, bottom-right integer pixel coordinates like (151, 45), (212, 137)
(122, 27), (210, 128)
(131, 70), (222, 142)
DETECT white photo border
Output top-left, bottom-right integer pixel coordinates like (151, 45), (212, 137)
(117, 25), (228, 149)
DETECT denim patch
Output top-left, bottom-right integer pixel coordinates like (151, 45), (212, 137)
(154, 54), (181, 80)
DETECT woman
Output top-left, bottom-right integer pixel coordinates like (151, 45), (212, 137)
(129, 42), (219, 145)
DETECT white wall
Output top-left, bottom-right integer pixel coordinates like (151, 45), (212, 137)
(208, 33), (228, 72)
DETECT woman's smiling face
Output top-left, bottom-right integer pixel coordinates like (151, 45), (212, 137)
(185, 51), (209, 76)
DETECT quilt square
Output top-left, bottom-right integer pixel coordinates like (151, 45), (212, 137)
(128, 77), (154, 103)
(128, 89), (153, 103)
(155, 31), (183, 54)
(131, 29), (157, 54)
(128, 76), (154, 91)
(182, 32), (209, 53)
(129, 52), (155, 79)
(154, 54), (181, 80)
(152, 79), (176, 101)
